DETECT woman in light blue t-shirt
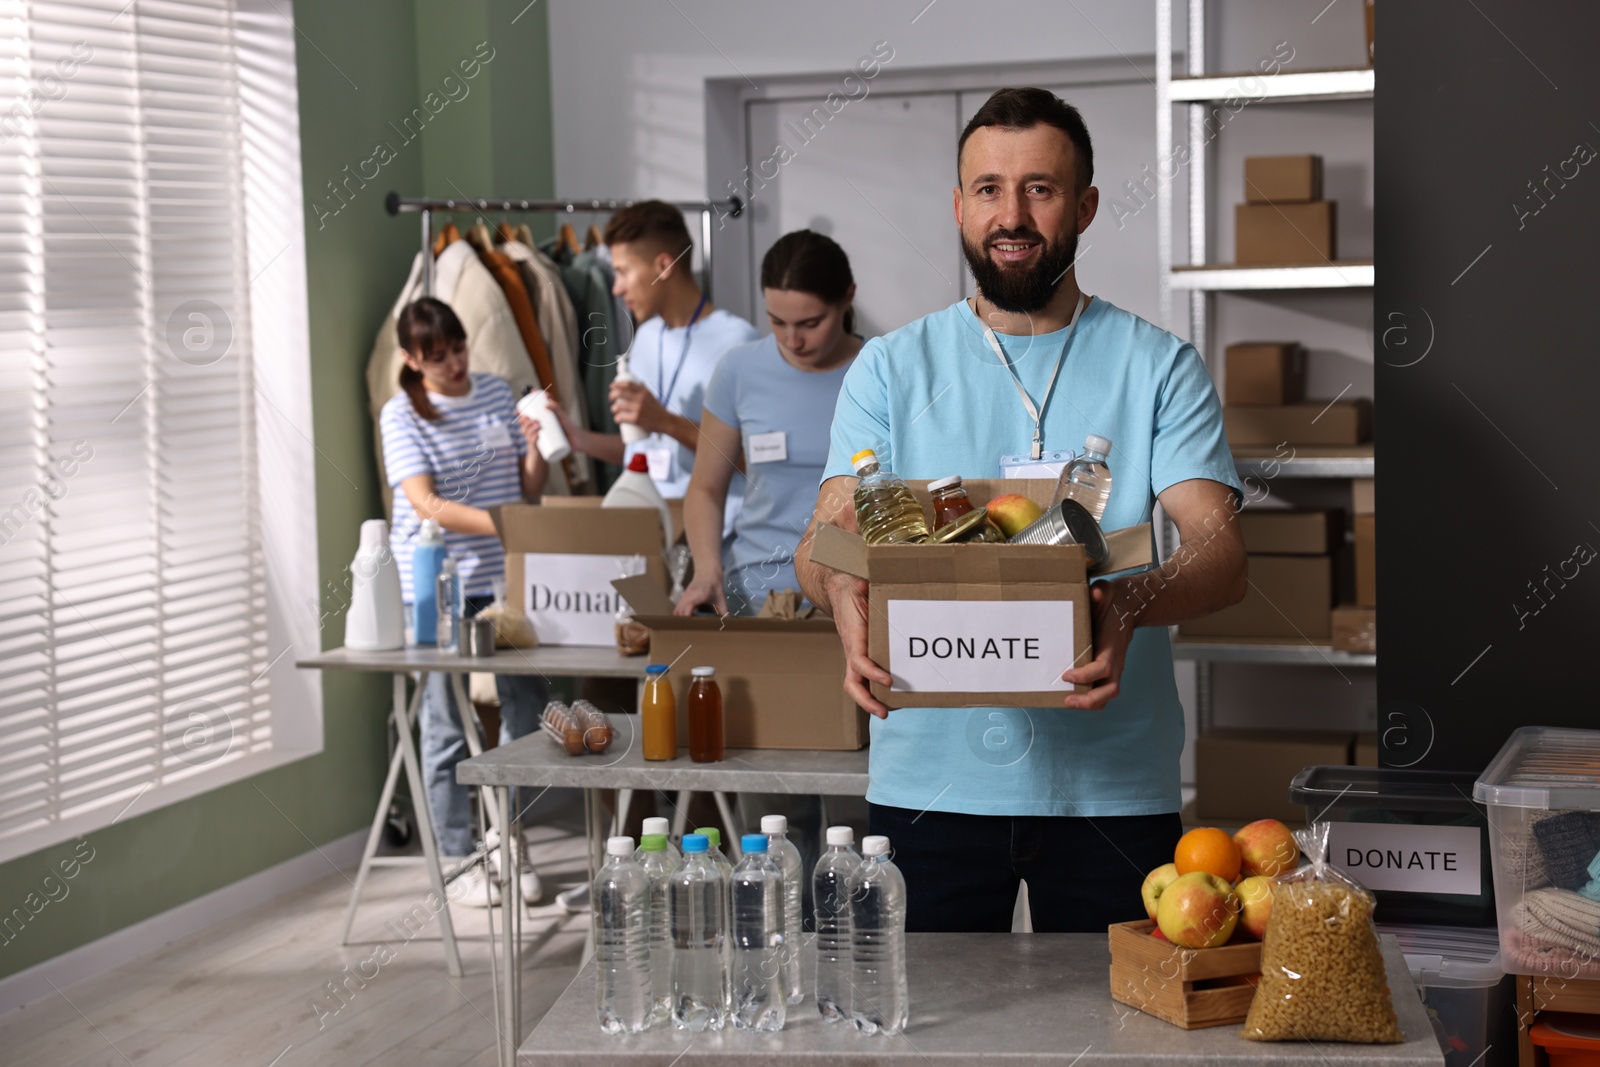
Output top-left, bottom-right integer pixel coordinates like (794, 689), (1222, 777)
(677, 231), (863, 616)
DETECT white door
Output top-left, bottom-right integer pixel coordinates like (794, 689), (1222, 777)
(744, 93), (963, 339)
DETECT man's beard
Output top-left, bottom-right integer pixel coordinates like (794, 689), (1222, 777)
(962, 226), (1078, 314)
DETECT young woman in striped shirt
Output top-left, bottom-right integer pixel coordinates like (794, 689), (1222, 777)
(380, 296), (549, 905)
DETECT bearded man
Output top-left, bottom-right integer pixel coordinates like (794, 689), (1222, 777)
(794, 87), (1249, 932)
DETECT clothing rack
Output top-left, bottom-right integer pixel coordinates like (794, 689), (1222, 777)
(384, 191), (743, 300)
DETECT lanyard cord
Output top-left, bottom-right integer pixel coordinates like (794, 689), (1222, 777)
(982, 293), (1088, 460)
(656, 293), (708, 411)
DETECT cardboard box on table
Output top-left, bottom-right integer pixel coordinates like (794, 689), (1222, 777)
(611, 576), (868, 751)
(1195, 728), (1354, 823)
(492, 502), (669, 647)
(809, 478), (1154, 709)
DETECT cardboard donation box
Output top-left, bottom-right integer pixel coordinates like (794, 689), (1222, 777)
(809, 479), (1153, 709)
(492, 502), (668, 647)
(612, 577), (868, 751)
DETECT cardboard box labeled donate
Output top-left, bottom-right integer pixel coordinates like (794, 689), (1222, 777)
(612, 577), (867, 750)
(810, 478), (1153, 709)
(492, 502), (668, 647)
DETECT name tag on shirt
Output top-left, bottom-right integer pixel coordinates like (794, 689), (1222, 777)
(747, 431), (788, 464)
(998, 450), (1073, 480)
(644, 447), (675, 483)
(480, 419), (515, 453)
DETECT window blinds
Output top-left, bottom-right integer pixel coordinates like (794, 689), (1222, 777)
(0, 0), (292, 857)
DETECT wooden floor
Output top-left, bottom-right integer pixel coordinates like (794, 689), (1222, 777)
(0, 792), (595, 1066)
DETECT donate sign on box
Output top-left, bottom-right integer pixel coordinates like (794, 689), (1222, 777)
(887, 600), (1075, 694)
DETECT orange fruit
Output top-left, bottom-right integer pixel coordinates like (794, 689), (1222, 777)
(1174, 826), (1242, 883)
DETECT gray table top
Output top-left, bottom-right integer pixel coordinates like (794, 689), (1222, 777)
(296, 644), (651, 679)
(520, 933), (1444, 1066)
(457, 714), (870, 795)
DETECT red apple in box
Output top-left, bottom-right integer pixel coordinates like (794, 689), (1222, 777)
(1233, 818), (1299, 878)
(1235, 875), (1274, 940)
(1140, 863), (1180, 921)
(1155, 871), (1239, 949)
(985, 494), (1043, 538)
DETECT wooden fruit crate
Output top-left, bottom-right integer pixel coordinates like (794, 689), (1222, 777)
(1108, 919), (1262, 1029)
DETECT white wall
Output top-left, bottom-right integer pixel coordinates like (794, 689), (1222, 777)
(547, 0), (1160, 202)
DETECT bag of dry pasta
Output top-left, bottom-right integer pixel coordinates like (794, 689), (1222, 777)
(1242, 822), (1403, 1044)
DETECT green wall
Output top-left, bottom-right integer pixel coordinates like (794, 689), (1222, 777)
(0, 0), (555, 981)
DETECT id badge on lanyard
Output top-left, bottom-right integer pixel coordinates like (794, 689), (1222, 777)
(998, 450), (1075, 480)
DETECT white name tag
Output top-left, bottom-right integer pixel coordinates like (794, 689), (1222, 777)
(886, 599), (1075, 693)
(747, 430), (788, 464)
(480, 419), (514, 453)
(999, 449), (1073, 480)
(644, 447), (675, 483)
(1326, 822), (1481, 896)
(520, 552), (646, 646)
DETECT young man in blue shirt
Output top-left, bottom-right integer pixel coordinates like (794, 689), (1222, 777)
(795, 87), (1248, 933)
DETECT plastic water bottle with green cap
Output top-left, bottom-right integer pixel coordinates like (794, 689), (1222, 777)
(637, 833), (679, 1025)
(695, 827), (735, 876)
(729, 833), (787, 1031)
(851, 449), (930, 545)
(594, 835), (651, 1034)
(636, 817), (679, 863)
(668, 833), (729, 1031)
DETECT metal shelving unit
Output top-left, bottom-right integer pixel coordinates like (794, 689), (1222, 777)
(1156, 0), (1376, 733)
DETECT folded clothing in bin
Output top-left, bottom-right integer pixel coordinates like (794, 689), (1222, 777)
(1533, 811), (1600, 890)
(1508, 888), (1600, 977)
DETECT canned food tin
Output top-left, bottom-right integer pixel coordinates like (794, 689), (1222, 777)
(930, 506), (1009, 544)
(462, 616), (498, 658)
(1009, 499), (1109, 567)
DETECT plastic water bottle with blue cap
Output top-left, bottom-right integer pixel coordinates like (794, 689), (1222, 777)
(729, 833), (786, 1031)
(668, 833), (729, 1031)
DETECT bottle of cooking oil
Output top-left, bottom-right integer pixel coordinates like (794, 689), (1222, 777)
(851, 450), (931, 545)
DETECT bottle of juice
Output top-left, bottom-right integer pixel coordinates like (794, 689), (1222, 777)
(641, 664), (677, 761)
(851, 450), (930, 545)
(687, 667), (724, 763)
(926, 475), (975, 530)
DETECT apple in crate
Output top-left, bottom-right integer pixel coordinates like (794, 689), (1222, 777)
(1140, 863), (1180, 921)
(985, 494), (1044, 537)
(1155, 872), (1239, 948)
(1233, 819), (1299, 878)
(1235, 875), (1274, 940)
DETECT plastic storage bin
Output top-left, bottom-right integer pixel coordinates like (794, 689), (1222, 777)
(1473, 726), (1600, 979)
(1530, 1013), (1600, 1067)
(1289, 765), (1494, 926)
(1382, 924), (1513, 1067)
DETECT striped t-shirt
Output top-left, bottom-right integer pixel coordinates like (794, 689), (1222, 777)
(381, 373), (526, 600)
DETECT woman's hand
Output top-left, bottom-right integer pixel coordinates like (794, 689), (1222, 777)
(673, 573), (729, 617)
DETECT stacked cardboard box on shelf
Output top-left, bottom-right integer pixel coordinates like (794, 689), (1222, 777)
(1331, 478), (1378, 653)
(1178, 509), (1338, 640)
(1235, 154), (1335, 264)
(1195, 728), (1354, 823)
(1222, 336), (1370, 448)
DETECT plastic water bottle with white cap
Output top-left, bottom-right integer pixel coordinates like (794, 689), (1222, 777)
(636, 833), (679, 1024)
(668, 833), (729, 1031)
(849, 835), (909, 1036)
(637, 817), (680, 863)
(761, 815), (805, 1005)
(813, 825), (862, 1022)
(1050, 434), (1114, 521)
(593, 836), (652, 1034)
(729, 833), (787, 1031)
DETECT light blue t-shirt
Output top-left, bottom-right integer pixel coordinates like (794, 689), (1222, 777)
(703, 335), (854, 614)
(623, 308), (760, 504)
(822, 297), (1241, 818)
